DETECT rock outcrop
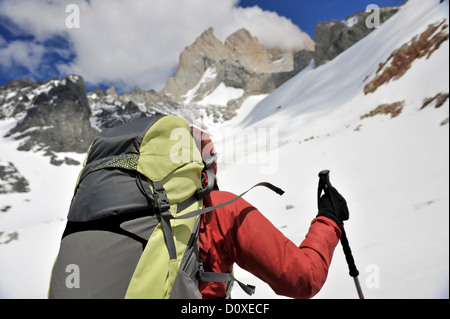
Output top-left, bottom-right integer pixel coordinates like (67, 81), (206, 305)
(161, 27), (302, 102)
(0, 160), (30, 194)
(314, 6), (400, 66)
(364, 18), (449, 94)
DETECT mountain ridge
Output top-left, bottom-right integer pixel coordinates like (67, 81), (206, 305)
(0, 4), (407, 186)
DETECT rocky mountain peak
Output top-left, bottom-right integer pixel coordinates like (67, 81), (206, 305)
(161, 27), (299, 103)
(94, 26), (324, 128)
(105, 86), (119, 99)
(224, 28), (272, 73)
(163, 27), (226, 98)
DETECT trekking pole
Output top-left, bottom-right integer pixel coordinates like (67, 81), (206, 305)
(318, 170), (364, 299)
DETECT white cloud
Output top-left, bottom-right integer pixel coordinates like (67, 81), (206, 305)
(0, 0), (313, 92)
(0, 40), (46, 75)
(215, 6), (314, 52)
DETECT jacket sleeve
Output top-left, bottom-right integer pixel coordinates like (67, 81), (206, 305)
(204, 191), (342, 299)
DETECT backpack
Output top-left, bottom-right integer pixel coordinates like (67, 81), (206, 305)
(48, 114), (283, 299)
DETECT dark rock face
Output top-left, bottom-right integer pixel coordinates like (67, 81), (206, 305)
(294, 50), (315, 72)
(4, 75), (98, 154)
(314, 6), (400, 66)
(0, 161), (30, 194)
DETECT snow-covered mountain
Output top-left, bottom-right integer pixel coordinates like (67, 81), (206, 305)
(0, 26), (313, 166)
(0, 0), (448, 299)
(95, 26), (314, 128)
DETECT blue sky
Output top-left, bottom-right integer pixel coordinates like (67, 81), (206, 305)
(0, 0), (405, 94)
(239, 0), (406, 38)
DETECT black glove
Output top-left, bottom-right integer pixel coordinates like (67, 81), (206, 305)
(317, 185), (349, 226)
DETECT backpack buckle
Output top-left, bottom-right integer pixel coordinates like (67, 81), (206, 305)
(153, 181), (170, 213)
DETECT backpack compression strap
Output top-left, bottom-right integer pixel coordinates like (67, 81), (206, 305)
(173, 181), (285, 221)
(199, 268), (257, 296)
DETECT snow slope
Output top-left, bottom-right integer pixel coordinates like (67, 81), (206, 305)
(0, 119), (86, 298)
(210, 0), (449, 299)
(0, 0), (448, 299)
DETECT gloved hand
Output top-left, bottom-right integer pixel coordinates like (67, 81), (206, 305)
(317, 185), (349, 227)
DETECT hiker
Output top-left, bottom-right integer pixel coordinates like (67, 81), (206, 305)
(191, 126), (349, 299)
(48, 115), (348, 299)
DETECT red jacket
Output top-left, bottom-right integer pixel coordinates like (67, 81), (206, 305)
(199, 190), (342, 299)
